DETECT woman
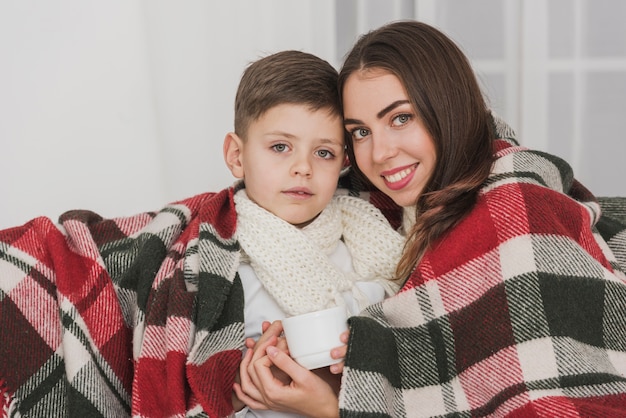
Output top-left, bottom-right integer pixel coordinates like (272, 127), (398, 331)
(235, 20), (626, 417)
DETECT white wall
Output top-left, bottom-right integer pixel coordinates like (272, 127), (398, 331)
(1, 2), (164, 227)
(2, 0), (625, 229)
(0, 0), (337, 228)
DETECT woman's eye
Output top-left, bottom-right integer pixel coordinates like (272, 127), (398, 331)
(271, 143), (288, 153)
(351, 128), (370, 141)
(392, 114), (411, 126)
(316, 149), (335, 159)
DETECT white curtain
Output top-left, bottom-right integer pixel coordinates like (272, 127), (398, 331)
(424, 0), (626, 198)
(1, 0), (624, 229)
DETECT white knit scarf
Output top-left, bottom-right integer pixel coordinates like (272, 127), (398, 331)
(234, 189), (403, 316)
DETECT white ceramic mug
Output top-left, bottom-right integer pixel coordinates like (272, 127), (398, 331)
(282, 305), (349, 370)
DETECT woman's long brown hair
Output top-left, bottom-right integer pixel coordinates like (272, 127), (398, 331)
(338, 20), (495, 282)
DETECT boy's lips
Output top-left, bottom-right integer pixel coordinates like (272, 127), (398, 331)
(283, 187), (313, 198)
(381, 164), (417, 190)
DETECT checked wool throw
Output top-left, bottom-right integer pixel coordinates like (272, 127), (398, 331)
(0, 180), (401, 417)
(338, 137), (626, 415)
(2, 115), (626, 417)
(1, 191), (246, 417)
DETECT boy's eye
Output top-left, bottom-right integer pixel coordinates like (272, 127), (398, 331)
(351, 128), (370, 141)
(271, 143), (289, 153)
(392, 114), (411, 126)
(316, 149), (335, 159)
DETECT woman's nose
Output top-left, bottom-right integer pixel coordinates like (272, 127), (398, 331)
(371, 131), (397, 163)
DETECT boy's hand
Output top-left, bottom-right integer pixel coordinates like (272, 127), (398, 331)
(234, 347), (270, 410)
(237, 320), (348, 411)
(246, 321), (291, 384)
(245, 320), (289, 353)
(235, 320), (291, 409)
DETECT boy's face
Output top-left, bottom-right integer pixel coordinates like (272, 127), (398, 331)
(225, 103), (345, 227)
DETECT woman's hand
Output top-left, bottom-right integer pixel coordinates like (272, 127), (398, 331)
(329, 330), (349, 375)
(245, 345), (340, 418)
(234, 320), (349, 416)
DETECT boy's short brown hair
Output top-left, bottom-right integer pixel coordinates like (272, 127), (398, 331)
(234, 50), (341, 139)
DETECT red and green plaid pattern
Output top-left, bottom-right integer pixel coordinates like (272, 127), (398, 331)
(340, 139), (626, 417)
(0, 179), (400, 417)
(2, 121), (625, 417)
(1, 189), (245, 417)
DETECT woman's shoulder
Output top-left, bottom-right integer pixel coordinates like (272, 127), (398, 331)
(488, 140), (575, 195)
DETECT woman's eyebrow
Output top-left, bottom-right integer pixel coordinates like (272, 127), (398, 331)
(377, 100), (410, 119)
(343, 118), (362, 126)
(344, 100), (411, 126)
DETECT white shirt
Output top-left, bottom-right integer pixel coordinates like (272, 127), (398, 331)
(235, 240), (386, 418)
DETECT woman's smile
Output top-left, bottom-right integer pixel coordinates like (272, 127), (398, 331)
(381, 163), (418, 190)
(342, 69), (436, 207)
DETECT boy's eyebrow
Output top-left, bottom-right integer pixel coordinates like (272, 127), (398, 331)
(319, 137), (343, 145)
(264, 132), (343, 145)
(265, 130), (296, 138)
(344, 100), (411, 125)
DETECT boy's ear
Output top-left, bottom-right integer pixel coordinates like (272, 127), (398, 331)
(223, 132), (245, 179)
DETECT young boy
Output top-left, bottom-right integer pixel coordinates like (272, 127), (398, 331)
(0, 50), (402, 418)
(223, 50), (404, 417)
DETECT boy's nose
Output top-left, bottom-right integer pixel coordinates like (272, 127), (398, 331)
(291, 156), (312, 177)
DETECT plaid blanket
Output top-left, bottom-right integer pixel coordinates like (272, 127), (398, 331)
(339, 137), (626, 416)
(2, 125), (625, 417)
(1, 190), (246, 417)
(0, 179), (400, 417)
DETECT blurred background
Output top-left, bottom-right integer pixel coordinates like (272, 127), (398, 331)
(1, 0), (625, 228)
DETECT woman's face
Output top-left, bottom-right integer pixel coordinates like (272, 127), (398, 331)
(342, 69), (436, 208)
